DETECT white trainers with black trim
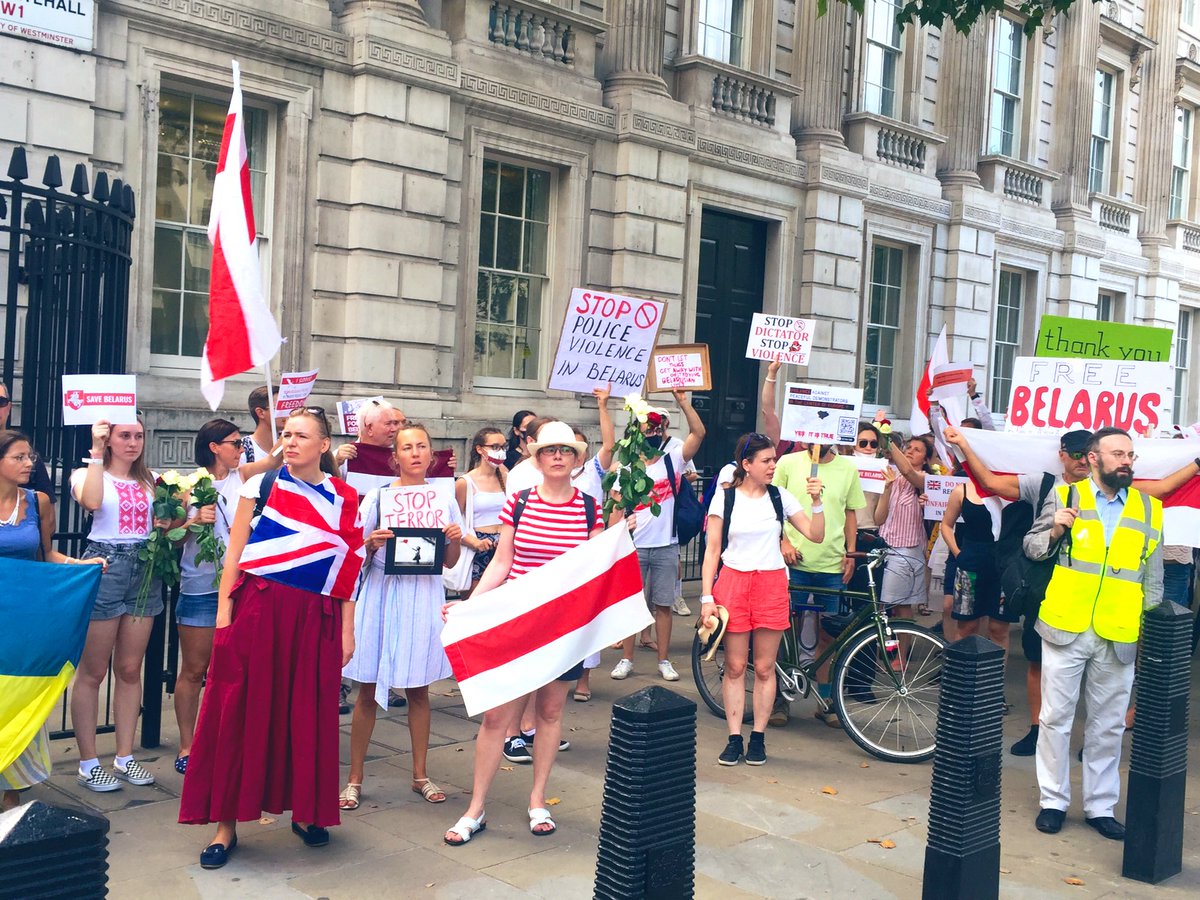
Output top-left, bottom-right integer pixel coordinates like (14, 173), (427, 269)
(113, 758), (156, 786)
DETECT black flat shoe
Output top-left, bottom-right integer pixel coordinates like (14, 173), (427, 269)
(1035, 808), (1065, 834)
(291, 821), (330, 847)
(199, 836), (237, 869)
(1085, 816), (1125, 841)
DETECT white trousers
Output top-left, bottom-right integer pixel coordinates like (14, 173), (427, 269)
(1035, 627), (1134, 817)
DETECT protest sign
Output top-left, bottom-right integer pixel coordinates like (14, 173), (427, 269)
(1035, 315), (1172, 362)
(929, 361), (973, 403)
(1004, 358), (1173, 436)
(852, 456), (890, 494)
(548, 289), (663, 394)
(780, 383), (863, 446)
(744, 314), (815, 366)
(378, 482), (457, 530)
(648, 344), (711, 392)
(61, 375), (137, 426)
(273, 369), (319, 418)
(335, 396), (386, 436)
(924, 474), (968, 522)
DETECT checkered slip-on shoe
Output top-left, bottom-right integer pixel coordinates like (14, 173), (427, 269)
(113, 758), (156, 786)
(77, 765), (122, 792)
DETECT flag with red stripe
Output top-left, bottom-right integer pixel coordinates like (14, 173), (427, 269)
(910, 325), (949, 436)
(441, 524), (652, 716)
(201, 60), (282, 410)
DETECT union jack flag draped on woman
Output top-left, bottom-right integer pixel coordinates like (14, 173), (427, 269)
(239, 468), (366, 600)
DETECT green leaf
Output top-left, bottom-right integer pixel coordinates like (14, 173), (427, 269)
(166, 527), (187, 542)
(650, 501), (661, 517)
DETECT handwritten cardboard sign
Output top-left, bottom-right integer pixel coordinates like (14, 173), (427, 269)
(924, 475), (968, 522)
(852, 456), (891, 494)
(1004, 358), (1173, 435)
(780, 383), (864, 446)
(273, 369), (319, 418)
(744, 313), (815, 366)
(1035, 314), (1172, 363)
(648, 344), (711, 392)
(61, 374), (138, 425)
(378, 482), (456, 530)
(548, 289), (664, 394)
(335, 396), (386, 436)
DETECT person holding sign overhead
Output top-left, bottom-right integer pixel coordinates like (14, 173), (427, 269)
(875, 434), (936, 620)
(340, 423), (464, 811)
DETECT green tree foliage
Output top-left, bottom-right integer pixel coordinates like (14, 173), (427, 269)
(819, 0), (1098, 37)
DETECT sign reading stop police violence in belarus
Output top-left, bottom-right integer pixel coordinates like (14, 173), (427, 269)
(549, 289), (665, 393)
(1004, 357), (1173, 435)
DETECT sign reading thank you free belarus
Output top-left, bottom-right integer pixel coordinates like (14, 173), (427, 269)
(1034, 314), (1172, 362)
(1, 0), (94, 52)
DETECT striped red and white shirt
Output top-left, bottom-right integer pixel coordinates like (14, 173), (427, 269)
(879, 477), (926, 549)
(500, 487), (593, 579)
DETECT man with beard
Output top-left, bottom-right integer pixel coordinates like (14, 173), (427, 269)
(1023, 427), (1162, 842)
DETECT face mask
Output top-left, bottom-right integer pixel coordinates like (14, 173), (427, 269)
(485, 449), (506, 465)
(644, 435), (665, 451)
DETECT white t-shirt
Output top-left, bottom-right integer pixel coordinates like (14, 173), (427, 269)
(629, 446), (686, 549)
(708, 485), (802, 572)
(70, 470), (156, 543)
(240, 436), (271, 466)
(504, 458), (540, 498)
(503, 456), (607, 503)
(179, 469), (244, 595)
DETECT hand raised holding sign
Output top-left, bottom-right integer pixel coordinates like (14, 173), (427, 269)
(90, 419), (111, 458)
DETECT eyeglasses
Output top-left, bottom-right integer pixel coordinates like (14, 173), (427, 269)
(483, 443), (508, 451)
(4, 453), (38, 464)
(1099, 449), (1137, 463)
(0, 397), (10, 408)
(215, 439), (243, 447)
(1063, 450), (1087, 461)
(857, 439), (879, 449)
(538, 445), (578, 456)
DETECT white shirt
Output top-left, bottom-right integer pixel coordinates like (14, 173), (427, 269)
(240, 436), (271, 466)
(630, 446), (686, 549)
(179, 469), (244, 595)
(708, 485), (802, 572)
(70, 470), (156, 543)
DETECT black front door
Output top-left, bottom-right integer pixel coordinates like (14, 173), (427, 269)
(693, 210), (767, 475)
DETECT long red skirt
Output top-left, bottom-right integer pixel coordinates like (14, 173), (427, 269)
(179, 574), (343, 827)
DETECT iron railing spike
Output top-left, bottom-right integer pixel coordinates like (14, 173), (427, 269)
(122, 185), (136, 218)
(42, 155), (62, 189)
(109, 178), (124, 209)
(7, 146), (28, 181)
(93, 171), (110, 203)
(71, 163), (90, 197)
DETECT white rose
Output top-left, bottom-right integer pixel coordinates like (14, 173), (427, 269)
(160, 470), (181, 487)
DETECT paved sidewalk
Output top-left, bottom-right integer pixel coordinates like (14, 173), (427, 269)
(21, 620), (1200, 899)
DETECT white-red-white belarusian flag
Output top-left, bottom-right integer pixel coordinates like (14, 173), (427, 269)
(200, 61), (282, 411)
(911, 325), (950, 436)
(441, 524), (653, 716)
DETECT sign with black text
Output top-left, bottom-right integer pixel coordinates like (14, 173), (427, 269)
(744, 314), (815, 366)
(780, 383), (863, 446)
(548, 289), (664, 394)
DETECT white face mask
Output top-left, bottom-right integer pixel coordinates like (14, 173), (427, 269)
(484, 449), (506, 465)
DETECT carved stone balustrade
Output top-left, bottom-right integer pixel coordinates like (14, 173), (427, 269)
(977, 156), (1058, 209)
(844, 112), (945, 178)
(1091, 193), (1143, 236)
(670, 55), (797, 135)
(1166, 220), (1200, 253)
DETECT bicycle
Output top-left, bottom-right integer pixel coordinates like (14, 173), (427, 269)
(691, 547), (947, 763)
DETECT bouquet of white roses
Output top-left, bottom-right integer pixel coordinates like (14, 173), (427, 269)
(601, 393), (665, 520)
(133, 469), (192, 618)
(186, 468), (226, 588)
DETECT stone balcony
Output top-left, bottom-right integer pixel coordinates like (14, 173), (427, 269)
(977, 155), (1058, 209)
(1089, 193), (1144, 237)
(1166, 219), (1200, 253)
(843, 112), (945, 178)
(670, 55), (798, 135)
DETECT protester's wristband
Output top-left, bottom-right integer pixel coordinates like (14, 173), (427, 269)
(811, 504), (824, 514)
(764, 377), (777, 384)
(700, 594), (715, 605)
(81, 456), (104, 465)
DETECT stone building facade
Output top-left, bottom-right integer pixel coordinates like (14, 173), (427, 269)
(2, 0), (1199, 471)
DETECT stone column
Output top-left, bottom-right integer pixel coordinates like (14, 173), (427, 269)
(340, 0), (428, 27)
(791, 0), (849, 146)
(1050, 4), (1101, 214)
(602, 0), (669, 96)
(936, 25), (991, 184)
(1135, 0), (1183, 243)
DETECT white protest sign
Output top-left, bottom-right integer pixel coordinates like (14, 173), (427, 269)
(335, 396), (386, 436)
(744, 314), (815, 366)
(852, 456), (891, 494)
(780, 383), (864, 446)
(61, 375), (137, 425)
(648, 344), (711, 392)
(273, 369), (320, 418)
(1004, 358), (1173, 435)
(379, 481), (456, 530)
(923, 474), (968, 522)
(548, 289), (664, 394)
(929, 361), (973, 403)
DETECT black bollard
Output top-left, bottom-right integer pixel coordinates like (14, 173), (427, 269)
(1123, 600), (1194, 884)
(594, 686), (696, 900)
(0, 801), (109, 899)
(922, 635), (1005, 900)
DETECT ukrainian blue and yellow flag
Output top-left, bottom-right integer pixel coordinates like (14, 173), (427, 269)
(0, 557), (102, 772)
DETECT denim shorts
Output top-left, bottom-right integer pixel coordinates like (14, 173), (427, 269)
(176, 591), (218, 628)
(788, 568), (847, 615)
(84, 541), (163, 621)
(637, 545), (679, 607)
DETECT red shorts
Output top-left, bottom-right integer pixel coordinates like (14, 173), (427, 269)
(713, 567), (789, 633)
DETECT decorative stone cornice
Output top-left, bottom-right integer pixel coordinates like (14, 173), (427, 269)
(695, 138), (806, 182)
(359, 38), (460, 86)
(867, 183), (951, 219)
(999, 218), (1066, 249)
(815, 165), (869, 193)
(459, 72), (616, 129)
(623, 113), (697, 148)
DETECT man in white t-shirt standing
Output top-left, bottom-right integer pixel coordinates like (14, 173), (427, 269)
(611, 391), (705, 682)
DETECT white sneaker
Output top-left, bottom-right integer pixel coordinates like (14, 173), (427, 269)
(671, 596), (691, 616)
(113, 758), (155, 786)
(610, 658), (634, 679)
(658, 660), (680, 682)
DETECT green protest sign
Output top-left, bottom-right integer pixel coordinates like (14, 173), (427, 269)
(1035, 315), (1173, 362)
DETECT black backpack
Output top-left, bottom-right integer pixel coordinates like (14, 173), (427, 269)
(664, 454), (705, 547)
(511, 488), (598, 533)
(719, 484), (785, 561)
(995, 473), (1058, 620)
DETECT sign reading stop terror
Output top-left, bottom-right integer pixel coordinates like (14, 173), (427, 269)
(548, 289), (665, 394)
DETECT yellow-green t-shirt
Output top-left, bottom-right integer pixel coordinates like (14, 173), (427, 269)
(772, 452), (866, 574)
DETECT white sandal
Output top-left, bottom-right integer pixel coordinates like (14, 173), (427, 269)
(444, 812), (486, 846)
(528, 807), (557, 836)
(338, 783), (362, 811)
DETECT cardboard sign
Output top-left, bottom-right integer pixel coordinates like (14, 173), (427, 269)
(273, 369), (319, 418)
(61, 375), (137, 426)
(745, 314), (815, 366)
(378, 482), (456, 530)
(923, 475), (968, 522)
(548, 289), (664, 394)
(648, 344), (711, 392)
(1004, 358), (1173, 435)
(1035, 315), (1172, 363)
(852, 456), (891, 494)
(929, 362), (973, 403)
(780, 383), (864, 446)
(335, 396), (386, 436)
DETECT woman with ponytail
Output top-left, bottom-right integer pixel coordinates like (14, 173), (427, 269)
(456, 427), (509, 596)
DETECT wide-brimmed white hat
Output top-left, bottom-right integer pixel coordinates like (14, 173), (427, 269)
(527, 420), (587, 457)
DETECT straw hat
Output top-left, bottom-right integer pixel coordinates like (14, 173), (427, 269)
(696, 606), (729, 661)
(527, 420), (587, 457)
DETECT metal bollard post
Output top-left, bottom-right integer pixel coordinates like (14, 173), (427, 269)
(922, 635), (1005, 900)
(1122, 600), (1194, 884)
(0, 801), (110, 899)
(139, 596), (167, 749)
(594, 686), (696, 900)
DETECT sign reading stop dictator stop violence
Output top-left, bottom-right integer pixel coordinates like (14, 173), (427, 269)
(744, 314), (815, 366)
(549, 289), (665, 394)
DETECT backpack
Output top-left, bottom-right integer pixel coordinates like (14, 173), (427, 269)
(718, 484), (785, 562)
(995, 472), (1058, 620)
(251, 467), (282, 521)
(664, 454), (705, 547)
(511, 488), (598, 533)
(702, 463), (733, 510)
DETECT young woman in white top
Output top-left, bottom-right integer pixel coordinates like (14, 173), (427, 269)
(700, 432), (824, 767)
(70, 418), (179, 792)
(456, 426), (509, 598)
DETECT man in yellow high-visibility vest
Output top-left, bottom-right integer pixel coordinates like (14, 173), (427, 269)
(1023, 427), (1163, 842)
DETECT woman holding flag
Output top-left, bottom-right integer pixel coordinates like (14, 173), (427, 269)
(179, 407), (364, 869)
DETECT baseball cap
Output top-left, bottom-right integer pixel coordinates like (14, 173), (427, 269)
(1059, 430), (1092, 454)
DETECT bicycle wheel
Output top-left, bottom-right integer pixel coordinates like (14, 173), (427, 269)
(831, 622), (945, 763)
(690, 633), (753, 724)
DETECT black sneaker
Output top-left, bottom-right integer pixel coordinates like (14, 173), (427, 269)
(502, 737), (532, 763)
(522, 729), (569, 752)
(1010, 725), (1039, 757)
(338, 683), (351, 715)
(745, 735), (766, 766)
(718, 735), (744, 766)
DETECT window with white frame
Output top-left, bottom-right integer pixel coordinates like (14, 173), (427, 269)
(1186, 0), (1199, 29)
(1097, 291), (1124, 323)
(864, 0), (903, 118)
(152, 89), (269, 358)
(1171, 106), (1192, 220)
(475, 157), (551, 383)
(988, 16), (1024, 157)
(992, 269), (1026, 414)
(1089, 70), (1114, 195)
(696, 0), (745, 66)
(1175, 309), (1192, 421)
(864, 243), (904, 407)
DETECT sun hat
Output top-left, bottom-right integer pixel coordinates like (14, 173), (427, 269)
(696, 605), (730, 661)
(527, 420), (587, 457)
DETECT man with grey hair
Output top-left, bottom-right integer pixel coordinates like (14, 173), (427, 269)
(335, 399), (406, 496)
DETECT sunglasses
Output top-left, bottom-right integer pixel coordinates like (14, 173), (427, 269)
(305, 406), (327, 415)
(215, 439), (243, 447)
(1063, 450), (1087, 460)
(857, 439), (879, 449)
(0, 397), (10, 408)
(538, 445), (578, 456)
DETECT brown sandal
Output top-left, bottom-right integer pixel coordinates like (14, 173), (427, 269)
(412, 778), (446, 803)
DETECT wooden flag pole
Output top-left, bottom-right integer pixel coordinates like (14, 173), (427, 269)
(810, 443), (821, 478)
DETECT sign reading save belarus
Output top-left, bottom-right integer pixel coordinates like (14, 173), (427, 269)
(1035, 315), (1173, 362)
(1004, 357), (1173, 435)
(378, 482), (456, 530)
(744, 314), (815, 366)
(549, 289), (664, 394)
(780, 383), (863, 446)
(62, 374), (137, 426)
